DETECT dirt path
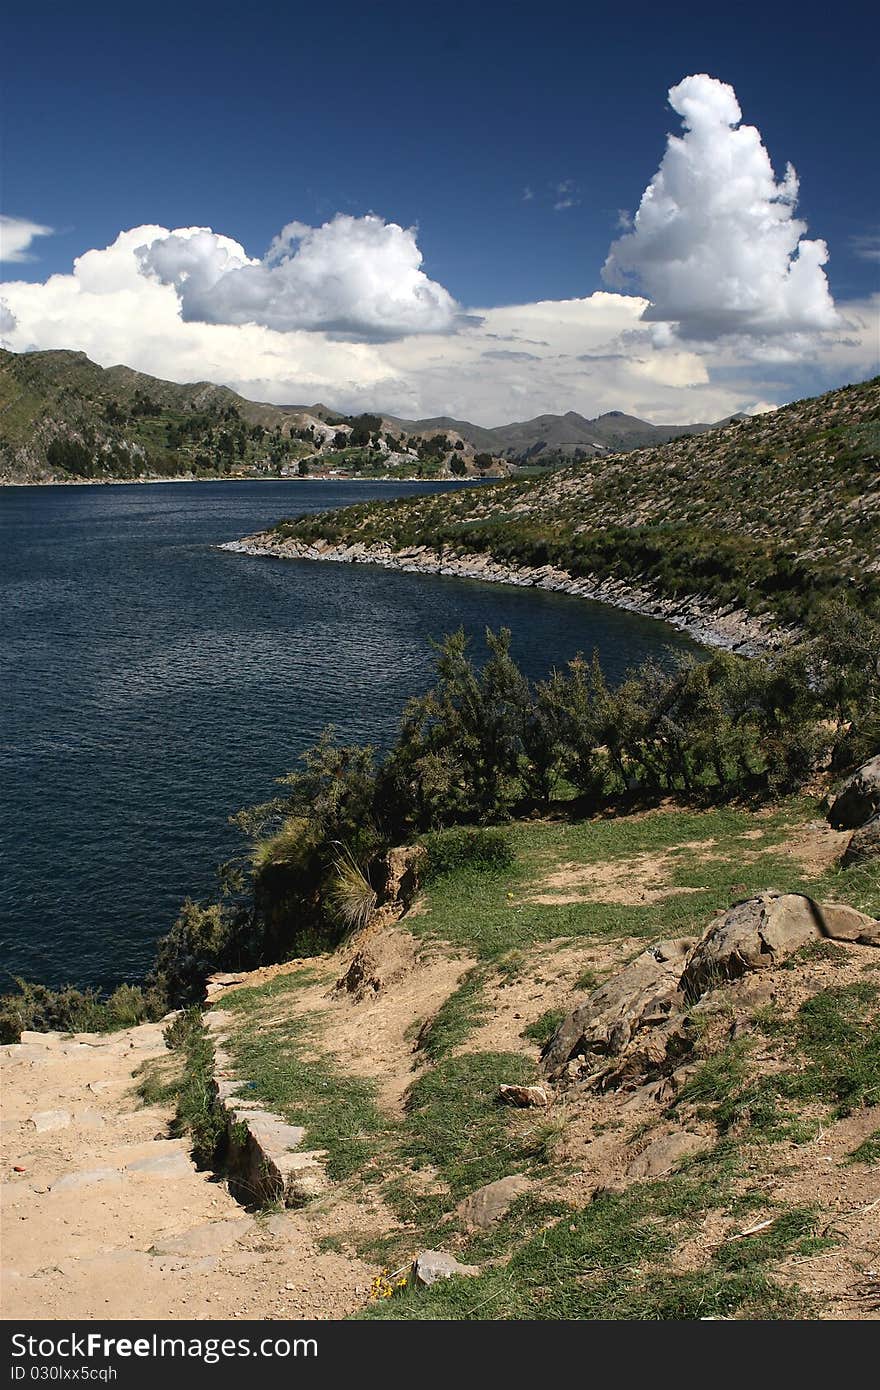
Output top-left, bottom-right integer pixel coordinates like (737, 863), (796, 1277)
(0, 1021), (371, 1320)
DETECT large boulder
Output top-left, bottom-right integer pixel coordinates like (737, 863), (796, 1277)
(626, 1131), (709, 1180)
(412, 1251), (480, 1287)
(828, 755), (880, 830)
(542, 938), (693, 1078)
(457, 1175), (530, 1232)
(681, 891), (880, 999)
(842, 814), (880, 868)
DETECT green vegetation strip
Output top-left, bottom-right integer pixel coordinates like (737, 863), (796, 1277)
(135, 1009), (227, 1168)
(223, 1011), (385, 1182)
(361, 1153), (828, 1320)
(409, 800), (880, 960)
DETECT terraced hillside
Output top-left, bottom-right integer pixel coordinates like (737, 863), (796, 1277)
(272, 377), (880, 630)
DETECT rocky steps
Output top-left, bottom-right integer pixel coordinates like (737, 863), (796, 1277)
(0, 1021), (371, 1320)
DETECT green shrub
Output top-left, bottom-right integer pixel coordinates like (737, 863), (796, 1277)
(152, 899), (236, 1007)
(327, 850), (377, 933)
(0, 977), (165, 1043)
(422, 827), (515, 882)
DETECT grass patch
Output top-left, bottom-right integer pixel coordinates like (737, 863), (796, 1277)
(460, 1193), (573, 1263)
(223, 1011), (386, 1181)
(573, 966), (600, 992)
(847, 1130), (880, 1165)
(403, 1051), (539, 1200)
(360, 1157), (821, 1320)
(417, 968), (489, 1060)
(807, 858), (880, 922)
(135, 1054), (183, 1108)
(521, 1008), (566, 1046)
(785, 940), (850, 968)
(711, 1205), (833, 1270)
(787, 983), (880, 1115)
(422, 827), (514, 883)
(676, 982), (880, 1139)
(406, 798), (862, 960)
(209, 966), (326, 1015)
(675, 1039), (810, 1141)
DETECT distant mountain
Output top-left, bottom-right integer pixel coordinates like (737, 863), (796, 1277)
(381, 407), (723, 461)
(0, 346), (731, 483)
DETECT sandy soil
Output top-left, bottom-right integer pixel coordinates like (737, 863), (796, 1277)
(0, 1023), (373, 1320)
(526, 815), (851, 907)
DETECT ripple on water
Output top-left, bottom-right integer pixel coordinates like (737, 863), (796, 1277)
(0, 479), (699, 989)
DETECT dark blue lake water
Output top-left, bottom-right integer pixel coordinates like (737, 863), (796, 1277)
(0, 479), (698, 990)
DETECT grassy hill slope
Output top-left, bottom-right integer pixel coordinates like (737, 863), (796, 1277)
(196, 799), (880, 1320)
(0, 348), (311, 481)
(272, 376), (880, 629)
(0, 350), (501, 483)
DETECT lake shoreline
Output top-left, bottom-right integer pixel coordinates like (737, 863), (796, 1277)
(0, 473), (455, 489)
(223, 532), (792, 656)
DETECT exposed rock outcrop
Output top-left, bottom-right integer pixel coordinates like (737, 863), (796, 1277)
(378, 844), (426, 910)
(498, 1083), (552, 1107)
(457, 1175), (531, 1232)
(829, 754), (880, 830)
(411, 1250), (480, 1287)
(542, 938), (693, 1079)
(681, 892), (880, 998)
(842, 813), (880, 868)
(626, 1131), (709, 1179)
(544, 893), (880, 1090)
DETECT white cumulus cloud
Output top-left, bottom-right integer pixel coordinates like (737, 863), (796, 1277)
(603, 74), (839, 341)
(0, 218), (876, 426)
(0, 299), (17, 338)
(137, 214), (461, 341)
(0, 215), (54, 264)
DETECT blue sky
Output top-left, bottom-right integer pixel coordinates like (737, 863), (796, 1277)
(2, 0), (878, 423)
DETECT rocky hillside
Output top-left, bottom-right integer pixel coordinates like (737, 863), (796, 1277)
(0, 349), (505, 483)
(269, 376), (880, 630)
(6, 792), (876, 1320)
